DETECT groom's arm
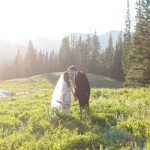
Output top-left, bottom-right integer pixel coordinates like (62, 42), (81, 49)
(70, 80), (76, 98)
(82, 73), (90, 93)
(74, 76), (79, 97)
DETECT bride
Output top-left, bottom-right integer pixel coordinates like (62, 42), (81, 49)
(51, 71), (74, 115)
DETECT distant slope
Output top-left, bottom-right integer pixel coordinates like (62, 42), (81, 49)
(41, 73), (123, 88)
(0, 73), (122, 93)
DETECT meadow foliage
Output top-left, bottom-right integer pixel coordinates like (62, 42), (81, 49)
(0, 73), (149, 149)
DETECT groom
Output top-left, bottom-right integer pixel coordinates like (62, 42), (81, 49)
(67, 65), (90, 115)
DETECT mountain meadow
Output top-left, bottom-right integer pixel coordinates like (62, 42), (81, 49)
(0, 73), (149, 149)
(0, 0), (150, 149)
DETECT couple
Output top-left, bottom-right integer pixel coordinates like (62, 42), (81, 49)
(51, 65), (90, 116)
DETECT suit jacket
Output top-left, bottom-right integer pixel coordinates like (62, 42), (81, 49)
(75, 71), (90, 97)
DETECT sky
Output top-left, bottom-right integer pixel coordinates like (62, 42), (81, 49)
(0, 0), (136, 43)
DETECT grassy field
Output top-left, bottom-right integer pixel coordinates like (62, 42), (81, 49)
(0, 73), (149, 150)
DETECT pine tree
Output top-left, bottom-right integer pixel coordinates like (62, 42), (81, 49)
(70, 34), (77, 66)
(0, 63), (4, 80)
(75, 36), (87, 71)
(24, 40), (38, 76)
(84, 35), (92, 73)
(13, 50), (23, 78)
(44, 50), (49, 73)
(122, 0), (132, 79)
(58, 37), (72, 70)
(113, 32), (123, 81)
(2, 63), (12, 80)
(125, 0), (150, 87)
(49, 51), (58, 72)
(37, 50), (45, 74)
(90, 31), (101, 74)
(104, 33), (115, 77)
(54, 52), (59, 72)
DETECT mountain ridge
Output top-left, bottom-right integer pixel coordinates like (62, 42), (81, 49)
(0, 30), (122, 62)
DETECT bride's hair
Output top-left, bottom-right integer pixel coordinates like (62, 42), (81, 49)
(63, 71), (71, 88)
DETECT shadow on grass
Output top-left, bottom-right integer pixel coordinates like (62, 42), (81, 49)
(87, 73), (123, 88)
(41, 73), (61, 86)
(51, 111), (88, 134)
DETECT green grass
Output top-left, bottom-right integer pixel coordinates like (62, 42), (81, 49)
(0, 73), (150, 150)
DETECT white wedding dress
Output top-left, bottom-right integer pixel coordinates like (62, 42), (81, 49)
(51, 74), (73, 115)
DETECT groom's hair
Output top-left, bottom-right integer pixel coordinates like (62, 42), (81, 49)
(67, 65), (77, 71)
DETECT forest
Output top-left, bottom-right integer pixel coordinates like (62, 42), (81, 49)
(0, 0), (149, 87)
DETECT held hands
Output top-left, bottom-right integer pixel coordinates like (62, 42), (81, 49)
(73, 92), (77, 101)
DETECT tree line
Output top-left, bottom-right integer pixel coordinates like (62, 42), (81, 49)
(0, 0), (150, 87)
(122, 0), (150, 87)
(0, 32), (123, 81)
(0, 40), (57, 80)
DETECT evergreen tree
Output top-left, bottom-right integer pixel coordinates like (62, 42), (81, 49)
(84, 35), (92, 73)
(0, 64), (4, 80)
(13, 50), (23, 78)
(44, 50), (49, 73)
(48, 51), (58, 72)
(104, 33), (115, 77)
(58, 37), (72, 70)
(1, 63), (12, 80)
(53, 52), (59, 72)
(122, 0), (132, 78)
(75, 36), (87, 71)
(90, 31), (101, 74)
(70, 34), (77, 66)
(24, 40), (38, 76)
(125, 0), (150, 86)
(37, 50), (45, 74)
(113, 32), (123, 81)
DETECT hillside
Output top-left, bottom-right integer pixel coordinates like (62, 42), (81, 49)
(0, 73), (122, 93)
(0, 73), (149, 149)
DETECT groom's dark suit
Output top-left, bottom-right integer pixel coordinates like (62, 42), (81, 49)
(74, 71), (90, 109)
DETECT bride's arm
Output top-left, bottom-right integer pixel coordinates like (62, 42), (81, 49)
(62, 93), (65, 103)
(62, 83), (67, 103)
(70, 80), (76, 96)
